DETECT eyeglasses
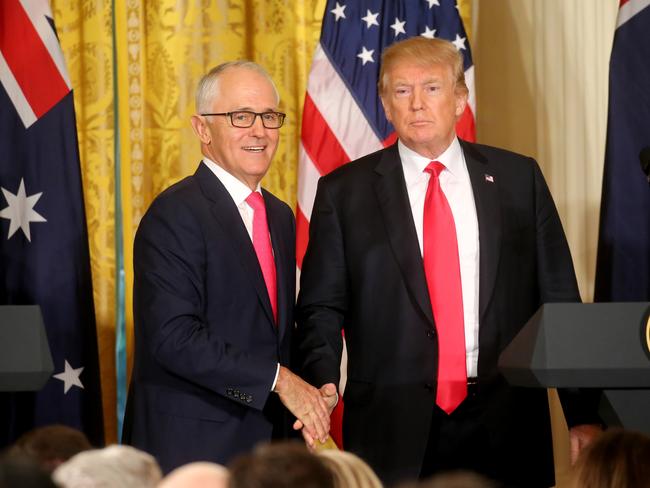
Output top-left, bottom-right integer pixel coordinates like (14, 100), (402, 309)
(200, 110), (286, 129)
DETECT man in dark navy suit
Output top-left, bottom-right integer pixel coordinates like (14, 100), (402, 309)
(123, 61), (336, 472)
(296, 38), (601, 487)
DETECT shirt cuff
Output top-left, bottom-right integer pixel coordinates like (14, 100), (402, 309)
(271, 363), (280, 391)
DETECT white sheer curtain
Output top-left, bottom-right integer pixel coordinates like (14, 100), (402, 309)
(473, 1), (619, 485)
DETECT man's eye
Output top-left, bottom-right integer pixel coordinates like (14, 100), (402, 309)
(262, 113), (277, 121)
(234, 113), (250, 121)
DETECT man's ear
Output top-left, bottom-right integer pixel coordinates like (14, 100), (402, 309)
(455, 90), (468, 118)
(380, 95), (392, 124)
(190, 115), (211, 144)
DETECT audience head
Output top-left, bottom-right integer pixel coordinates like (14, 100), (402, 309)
(397, 471), (498, 488)
(52, 444), (162, 488)
(0, 453), (57, 488)
(158, 462), (228, 488)
(317, 449), (383, 488)
(569, 429), (650, 488)
(9, 424), (92, 472)
(228, 441), (334, 488)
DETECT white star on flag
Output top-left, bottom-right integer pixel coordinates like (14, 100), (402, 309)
(452, 34), (467, 50)
(53, 360), (85, 394)
(426, 0), (440, 7)
(330, 2), (346, 21)
(357, 46), (375, 65)
(421, 26), (436, 38)
(361, 9), (379, 29)
(0, 178), (47, 241)
(390, 17), (406, 37)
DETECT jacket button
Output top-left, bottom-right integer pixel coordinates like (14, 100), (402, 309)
(424, 383), (434, 392)
(246, 395), (253, 403)
(226, 388), (233, 396)
(426, 330), (435, 339)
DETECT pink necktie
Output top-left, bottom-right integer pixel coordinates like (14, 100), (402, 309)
(423, 161), (467, 414)
(246, 191), (277, 324)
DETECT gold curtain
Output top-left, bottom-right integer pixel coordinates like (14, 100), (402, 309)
(50, 0), (118, 443)
(51, 0), (472, 442)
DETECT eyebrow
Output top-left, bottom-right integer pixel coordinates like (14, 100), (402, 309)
(232, 106), (278, 112)
(392, 78), (443, 86)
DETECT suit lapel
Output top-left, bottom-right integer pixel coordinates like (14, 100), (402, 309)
(460, 141), (502, 322)
(195, 163), (276, 329)
(264, 190), (290, 341)
(373, 145), (434, 324)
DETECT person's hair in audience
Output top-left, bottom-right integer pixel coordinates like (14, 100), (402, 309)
(397, 471), (498, 488)
(228, 441), (334, 488)
(0, 453), (58, 488)
(569, 429), (650, 488)
(158, 461), (229, 488)
(52, 444), (162, 488)
(317, 449), (383, 488)
(9, 424), (92, 472)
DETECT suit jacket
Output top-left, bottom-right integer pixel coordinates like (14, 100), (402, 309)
(296, 141), (589, 487)
(122, 162), (296, 473)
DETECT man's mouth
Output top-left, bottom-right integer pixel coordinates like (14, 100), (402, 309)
(242, 145), (265, 153)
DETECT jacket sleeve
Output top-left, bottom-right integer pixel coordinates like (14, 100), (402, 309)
(295, 177), (346, 389)
(532, 161), (603, 427)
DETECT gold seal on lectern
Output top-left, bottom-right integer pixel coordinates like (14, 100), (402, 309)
(646, 312), (650, 355)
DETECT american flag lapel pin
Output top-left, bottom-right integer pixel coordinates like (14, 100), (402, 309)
(484, 174), (495, 183)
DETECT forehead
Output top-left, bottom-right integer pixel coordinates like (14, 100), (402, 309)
(213, 67), (278, 109)
(385, 61), (453, 85)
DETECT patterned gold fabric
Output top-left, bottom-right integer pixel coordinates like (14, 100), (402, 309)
(51, 0), (118, 442)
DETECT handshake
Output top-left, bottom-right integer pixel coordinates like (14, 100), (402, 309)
(273, 366), (338, 448)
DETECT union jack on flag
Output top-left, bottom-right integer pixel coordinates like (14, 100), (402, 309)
(296, 0), (476, 446)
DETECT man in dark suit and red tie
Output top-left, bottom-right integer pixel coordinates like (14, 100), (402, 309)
(295, 38), (601, 487)
(123, 61), (336, 473)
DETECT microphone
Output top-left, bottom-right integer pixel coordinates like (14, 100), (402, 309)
(641, 146), (650, 184)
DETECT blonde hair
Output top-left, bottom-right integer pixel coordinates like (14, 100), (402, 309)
(159, 462), (229, 488)
(378, 37), (467, 96)
(569, 429), (650, 488)
(317, 450), (383, 488)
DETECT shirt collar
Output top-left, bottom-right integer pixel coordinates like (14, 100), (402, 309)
(399, 137), (463, 185)
(202, 157), (261, 206)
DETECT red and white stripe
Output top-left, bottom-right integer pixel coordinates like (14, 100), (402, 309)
(0, 0), (71, 128)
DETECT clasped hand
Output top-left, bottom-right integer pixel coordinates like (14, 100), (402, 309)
(273, 366), (337, 447)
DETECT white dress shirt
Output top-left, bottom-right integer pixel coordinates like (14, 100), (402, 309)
(399, 138), (481, 377)
(203, 157), (260, 240)
(202, 157), (281, 389)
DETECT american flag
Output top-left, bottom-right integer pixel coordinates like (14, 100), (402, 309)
(297, 0), (476, 446)
(595, 0), (650, 302)
(0, 0), (103, 446)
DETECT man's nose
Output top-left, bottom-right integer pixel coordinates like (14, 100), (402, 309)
(249, 114), (266, 135)
(410, 90), (423, 110)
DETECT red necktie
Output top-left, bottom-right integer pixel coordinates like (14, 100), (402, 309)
(423, 161), (467, 414)
(246, 191), (277, 324)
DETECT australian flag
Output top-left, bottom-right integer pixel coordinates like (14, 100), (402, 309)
(594, 0), (650, 302)
(0, 0), (103, 445)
